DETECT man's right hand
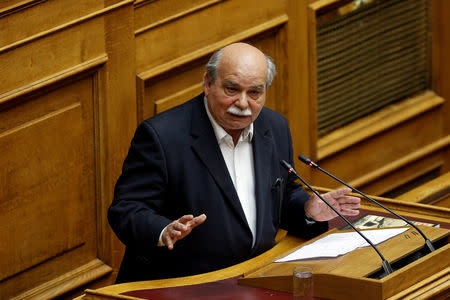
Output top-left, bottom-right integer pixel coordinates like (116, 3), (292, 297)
(162, 214), (207, 250)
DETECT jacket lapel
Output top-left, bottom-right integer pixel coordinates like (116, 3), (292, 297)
(252, 111), (276, 251)
(189, 96), (250, 229)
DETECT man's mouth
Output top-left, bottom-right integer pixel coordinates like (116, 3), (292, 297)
(227, 106), (251, 116)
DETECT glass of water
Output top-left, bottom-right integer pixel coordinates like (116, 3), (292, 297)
(293, 266), (313, 300)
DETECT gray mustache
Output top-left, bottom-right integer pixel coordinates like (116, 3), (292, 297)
(227, 106), (252, 116)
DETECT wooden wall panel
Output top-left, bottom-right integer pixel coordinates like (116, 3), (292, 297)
(0, 19), (106, 97)
(134, 0), (286, 73)
(0, 75), (100, 299)
(0, 0), (449, 298)
(312, 104), (446, 191)
(134, 0), (223, 32)
(397, 171), (450, 207)
(0, 0), (103, 48)
(0, 0), (136, 299)
(1, 77), (95, 278)
(291, 0), (450, 198)
(141, 57), (208, 120)
(99, 1), (137, 282)
(249, 28), (289, 117)
(432, 0), (450, 174)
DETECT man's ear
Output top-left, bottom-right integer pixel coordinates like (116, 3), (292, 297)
(203, 73), (211, 96)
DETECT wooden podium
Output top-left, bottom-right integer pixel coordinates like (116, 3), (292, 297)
(78, 195), (450, 300)
(238, 226), (449, 300)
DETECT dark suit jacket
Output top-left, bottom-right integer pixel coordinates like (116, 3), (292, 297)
(108, 94), (328, 283)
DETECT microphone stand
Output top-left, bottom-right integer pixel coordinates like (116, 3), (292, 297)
(298, 155), (435, 252)
(280, 160), (394, 275)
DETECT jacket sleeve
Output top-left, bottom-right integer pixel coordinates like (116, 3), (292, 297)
(108, 121), (172, 253)
(278, 118), (328, 239)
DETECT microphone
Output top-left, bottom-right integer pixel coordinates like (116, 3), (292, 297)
(280, 160), (393, 275)
(298, 154), (435, 252)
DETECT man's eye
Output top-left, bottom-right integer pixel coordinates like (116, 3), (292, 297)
(249, 90), (262, 98)
(225, 87), (237, 93)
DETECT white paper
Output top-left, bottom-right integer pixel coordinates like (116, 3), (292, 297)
(275, 227), (409, 262)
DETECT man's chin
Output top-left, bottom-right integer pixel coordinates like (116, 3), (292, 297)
(221, 116), (253, 131)
(226, 124), (250, 132)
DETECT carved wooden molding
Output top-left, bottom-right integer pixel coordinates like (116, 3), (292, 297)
(397, 172), (450, 204)
(347, 135), (450, 189)
(11, 259), (112, 300)
(155, 82), (204, 114)
(135, 0), (225, 35)
(0, 0), (133, 54)
(83, 288), (152, 300)
(134, 0), (157, 7)
(0, 0), (47, 18)
(317, 91), (445, 160)
(135, 76), (149, 123)
(0, 101), (81, 139)
(136, 14), (289, 81)
(0, 54), (108, 105)
(396, 268), (450, 299)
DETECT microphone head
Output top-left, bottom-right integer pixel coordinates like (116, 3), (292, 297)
(298, 154), (312, 165)
(280, 160), (292, 170)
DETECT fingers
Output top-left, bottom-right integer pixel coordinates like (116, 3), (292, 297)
(178, 214), (194, 224)
(336, 195), (361, 207)
(326, 187), (352, 199)
(339, 204), (360, 215)
(162, 214), (206, 250)
(315, 188), (361, 220)
(162, 231), (175, 250)
(162, 221), (185, 250)
(341, 209), (360, 216)
(339, 195), (361, 205)
(162, 224), (181, 250)
(324, 188), (361, 206)
(187, 214), (207, 228)
(336, 197), (360, 216)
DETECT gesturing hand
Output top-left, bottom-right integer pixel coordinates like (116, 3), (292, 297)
(305, 187), (360, 222)
(162, 214), (207, 250)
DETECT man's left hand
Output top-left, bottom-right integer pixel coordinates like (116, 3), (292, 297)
(305, 187), (360, 222)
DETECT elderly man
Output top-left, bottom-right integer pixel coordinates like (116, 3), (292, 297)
(108, 43), (360, 283)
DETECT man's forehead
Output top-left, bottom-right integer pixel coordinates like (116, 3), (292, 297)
(218, 48), (267, 79)
(219, 67), (266, 84)
(223, 79), (265, 90)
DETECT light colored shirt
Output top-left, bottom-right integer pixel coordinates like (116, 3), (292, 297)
(204, 98), (257, 245)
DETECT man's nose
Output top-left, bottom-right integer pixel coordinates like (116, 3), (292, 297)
(235, 92), (249, 109)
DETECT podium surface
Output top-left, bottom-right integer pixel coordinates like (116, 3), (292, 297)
(239, 225), (449, 300)
(78, 194), (450, 300)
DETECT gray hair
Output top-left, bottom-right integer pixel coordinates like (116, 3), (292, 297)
(204, 47), (277, 89)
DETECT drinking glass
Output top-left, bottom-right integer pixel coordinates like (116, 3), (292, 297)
(293, 266), (313, 300)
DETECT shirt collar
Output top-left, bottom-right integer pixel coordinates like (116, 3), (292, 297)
(204, 96), (253, 143)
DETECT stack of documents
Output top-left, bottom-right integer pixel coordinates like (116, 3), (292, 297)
(275, 228), (408, 262)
